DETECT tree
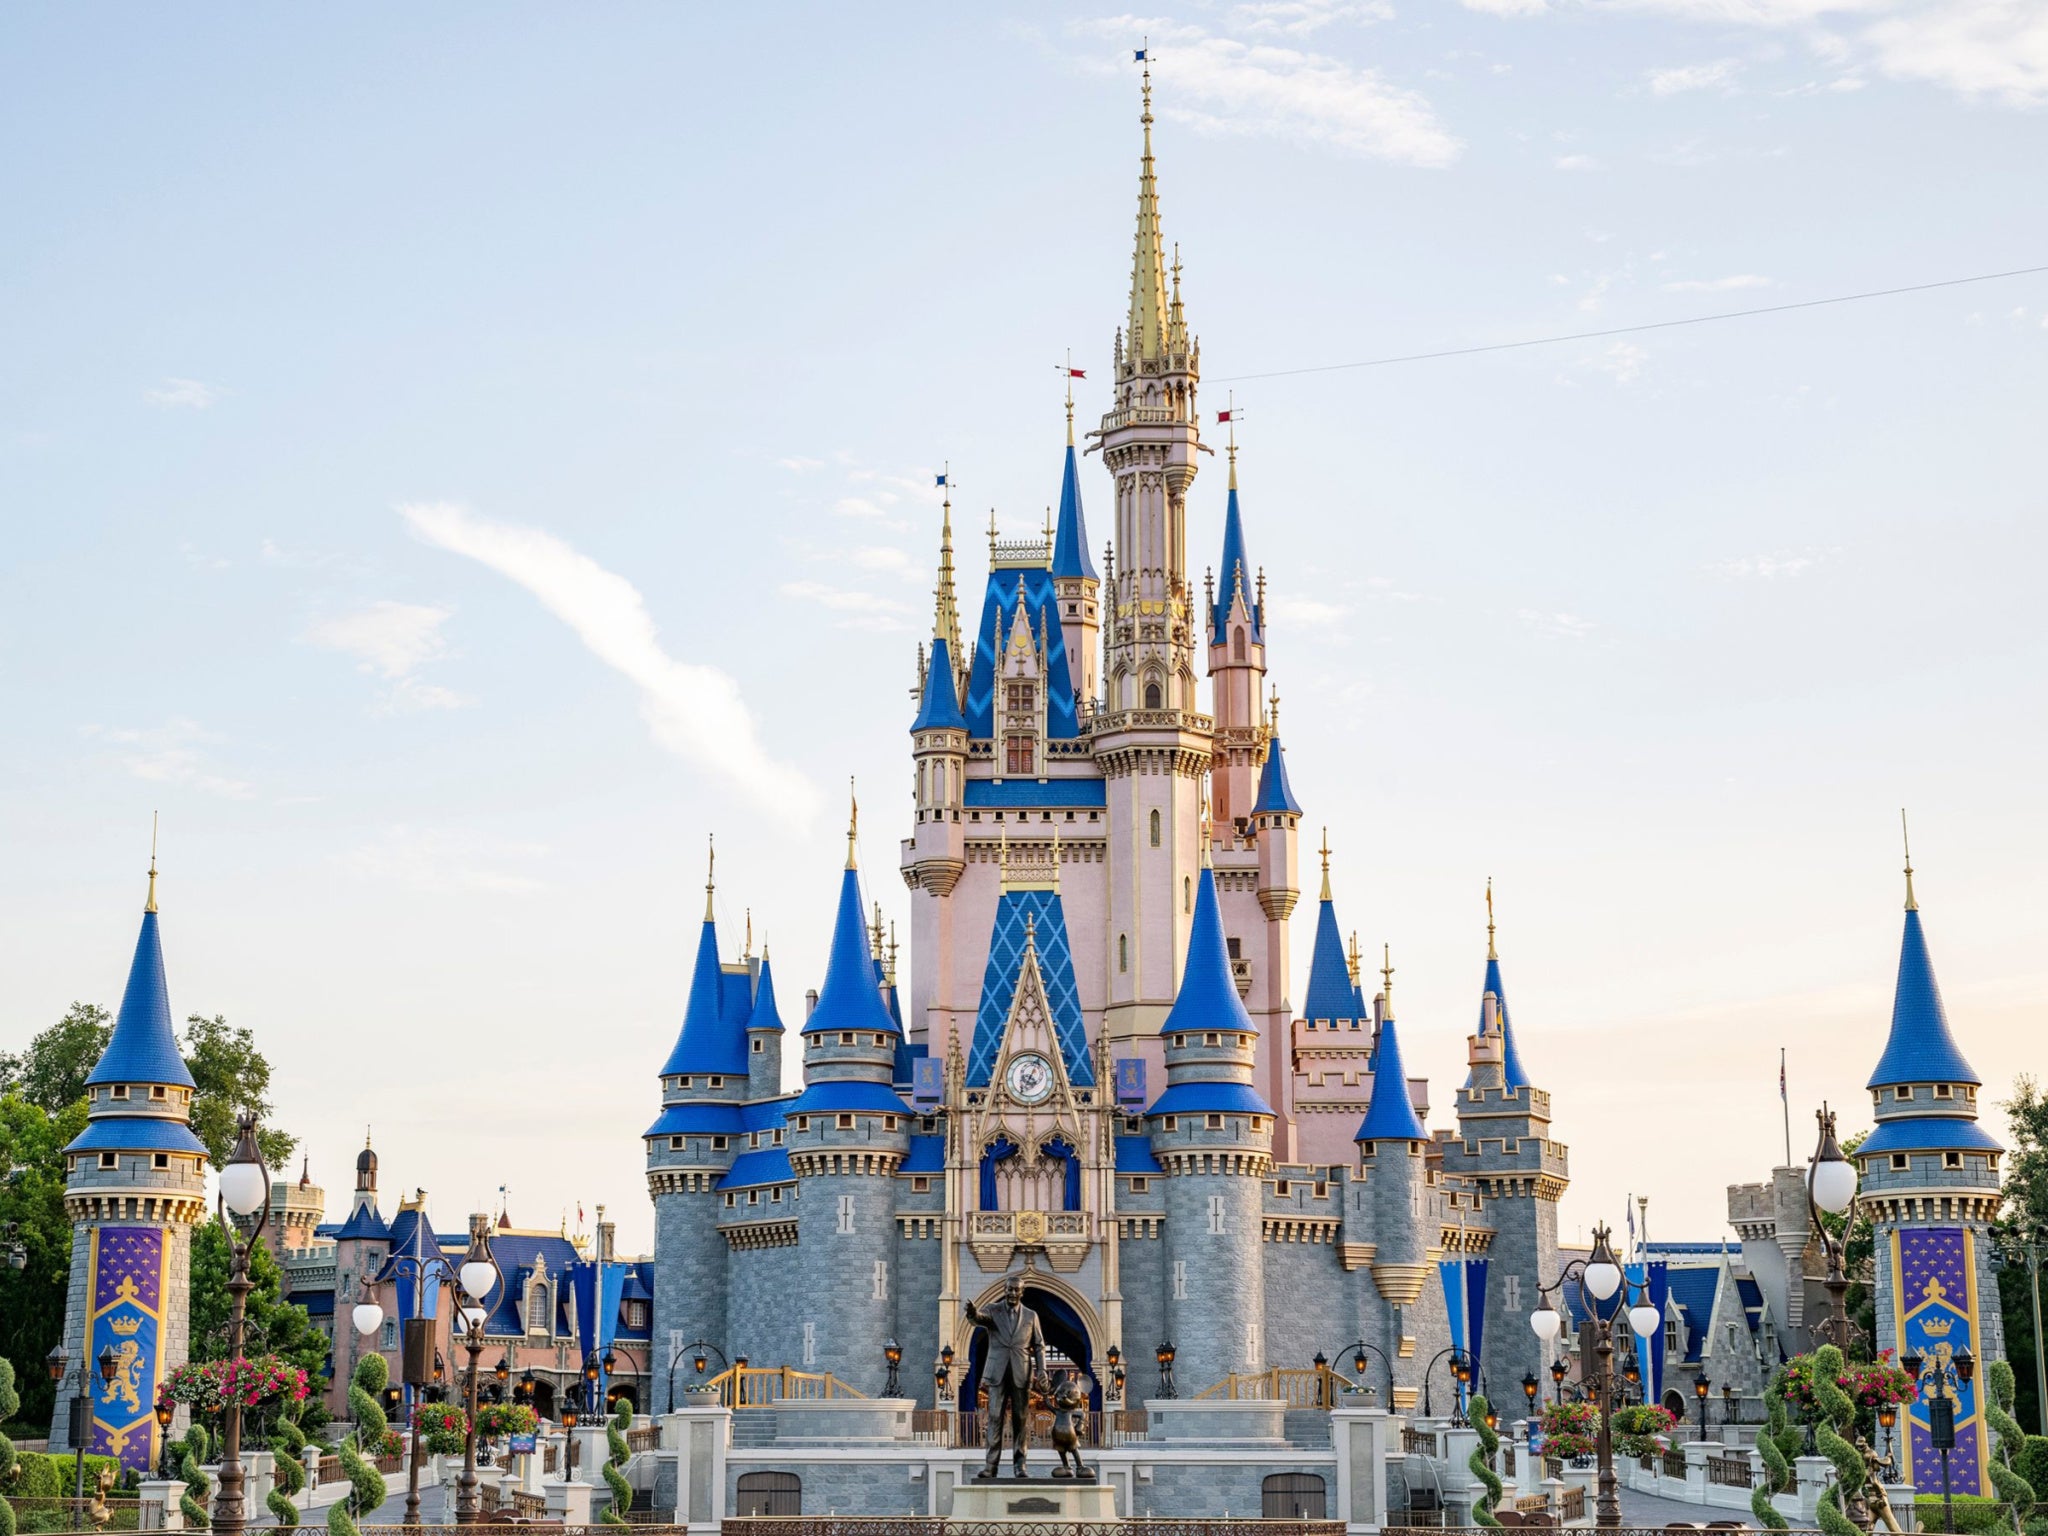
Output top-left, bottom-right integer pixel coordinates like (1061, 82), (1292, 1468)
(1995, 1076), (2048, 1435)
(0, 1093), (91, 1432)
(183, 1014), (296, 1169)
(188, 1220), (331, 1430)
(0, 1004), (111, 1113)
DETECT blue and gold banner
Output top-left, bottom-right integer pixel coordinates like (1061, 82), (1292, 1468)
(85, 1226), (168, 1474)
(1895, 1227), (1988, 1496)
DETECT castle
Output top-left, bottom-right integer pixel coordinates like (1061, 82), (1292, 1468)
(643, 65), (1565, 1442)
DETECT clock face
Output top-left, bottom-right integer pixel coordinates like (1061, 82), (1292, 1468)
(1005, 1052), (1054, 1105)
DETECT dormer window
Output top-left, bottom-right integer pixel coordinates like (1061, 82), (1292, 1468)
(712, 1135), (729, 1151)
(1204, 1032), (1220, 1046)
(772, 1129), (784, 1145)
(1206, 1114), (1224, 1129)
(1934, 1084), (1953, 1099)
(837, 1114), (855, 1129)
(680, 1075), (694, 1089)
(709, 1076), (724, 1088)
(1891, 1154), (1910, 1171)
(99, 1152), (119, 1170)
(670, 1136), (685, 1151)
(111, 1085), (130, 1100)
(153, 1154), (168, 1169)
(1895, 1086), (1913, 1100)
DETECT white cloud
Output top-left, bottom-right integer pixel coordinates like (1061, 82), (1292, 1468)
(1070, 16), (1461, 167)
(144, 378), (220, 410)
(1554, 153), (1600, 170)
(1661, 273), (1774, 292)
(1460, 0), (1551, 14)
(1646, 58), (1742, 94)
(401, 501), (819, 823)
(338, 826), (546, 896)
(1591, 340), (1649, 383)
(306, 601), (469, 711)
(780, 580), (918, 633)
(1712, 550), (1826, 578)
(1266, 593), (1352, 628)
(1227, 0), (1394, 33)
(777, 456), (825, 472)
(1516, 608), (1598, 639)
(83, 720), (254, 800)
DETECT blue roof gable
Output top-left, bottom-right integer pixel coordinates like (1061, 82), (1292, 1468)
(1252, 736), (1302, 816)
(1148, 1081), (1272, 1117)
(963, 566), (1079, 740)
(1868, 907), (1980, 1087)
(1051, 444), (1098, 581)
(1857, 1116), (2002, 1155)
(64, 1117), (208, 1156)
(749, 957), (785, 1033)
(968, 887), (1093, 1088)
(1302, 896), (1357, 1023)
(802, 866), (901, 1037)
(659, 918), (749, 1078)
(1356, 1015), (1428, 1143)
(1160, 867), (1259, 1039)
(1210, 480), (1263, 641)
(333, 1203), (390, 1241)
(1115, 1136), (1164, 1174)
(717, 1148), (795, 1189)
(911, 637), (969, 733)
(1666, 1267), (1721, 1364)
(87, 908), (196, 1089)
(785, 1079), (911, 1116)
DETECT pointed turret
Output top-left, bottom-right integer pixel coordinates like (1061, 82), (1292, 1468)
(746, 951), (786, 1098)
(657, 843), (748, 1079)
(911, 636), (968, 732)
(1251, 727), (1302, 818)
(1466, 882), (1531, 1092)
(1210, 454), (1262, 642)
(1127, 58), (1170, 365)
(1050, 421), (1102, 705)
(1866, 875), (1980, 1090)
(1301, 832), (1358, 1025)
(1051, 438), (1097, 583)
(794, 801), (906, 1116)
(1149, 864), (1274, 1117)
(1209, 450), (1270, 834)
(1355, 988), (1427, 1145)
(85, 886), (196, 1092)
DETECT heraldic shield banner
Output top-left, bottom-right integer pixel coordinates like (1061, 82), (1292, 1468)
(1894, 1226), (1989, 1497)
(86, 1226), (169, 1474)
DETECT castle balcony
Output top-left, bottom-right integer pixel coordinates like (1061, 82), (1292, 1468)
(966, 1208), (1091, 1273)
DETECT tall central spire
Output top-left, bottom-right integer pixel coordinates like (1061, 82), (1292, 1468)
(1127, 57), (1170, 364)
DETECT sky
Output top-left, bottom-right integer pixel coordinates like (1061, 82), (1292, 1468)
(2, 3), (2044, 1257)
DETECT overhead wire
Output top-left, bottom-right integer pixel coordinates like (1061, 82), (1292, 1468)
(1208, 263), (2048, 383)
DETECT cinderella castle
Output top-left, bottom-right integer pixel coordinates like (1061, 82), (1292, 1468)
(642, 65), (1565, 1434)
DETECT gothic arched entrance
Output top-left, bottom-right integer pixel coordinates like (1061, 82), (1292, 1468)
(956, 1278), (1103, 1418)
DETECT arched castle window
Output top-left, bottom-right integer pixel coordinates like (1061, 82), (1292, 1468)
(1149, 810), (1161, 847)
(1144, 680), (1163, 710)
(1118, 934), (1128, 972)
(526, 1278), (550, 1333)
(1233, 630), (1245, 662)
(1183, 876), (1191, 913)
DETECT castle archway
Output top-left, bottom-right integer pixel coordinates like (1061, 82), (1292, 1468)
(952, 1272), (1105, 1419)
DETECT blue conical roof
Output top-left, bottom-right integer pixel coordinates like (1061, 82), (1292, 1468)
(749, 957), (785, 1033)
(1051, 443), (1098, 581)
(1867, 907), (1979, 1088)
(1160, 867), (1258, 1038)
(1210, 481), (1263, 641)
(1357, 1014), (1428, 1143)
(1475, 956), (1532, 1092)
(1302, 896), (1357, 1022)
(802, 866), (900, 1037)
(911, 637), (968, 732)
(86, 908), (196, 1088)
(1252, 734), (1302, 816)
(659, 918), (749, 1076)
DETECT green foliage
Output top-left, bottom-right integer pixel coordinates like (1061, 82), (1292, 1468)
(268, 1406), (307, 1526)
(324, 1352), (389, 1536)
(0, 1091), (92, 1431)
(1916, 1496), (2031, 1535)
(1610, 1402), (1679, 1458)
(599, 1403), (632, 1526)
(179, 1016), (295, 1170)
(2016, 1440), (2048, 1505)
(0, 1004), (111, 1112)
(1986, 1360), (2037, 1527)
(0, 1356), (18, 1536)
(172, 1427), (212, 1528)
(1996, 1077), (2048, 1435)
(187, 1220), (330, 1428)
(1805, 1344), (1867, 1536)
(1467, 1395), (1504, 1529)
(1752, 1388), (1793, 1528)
(9, 1453), (126, 1499)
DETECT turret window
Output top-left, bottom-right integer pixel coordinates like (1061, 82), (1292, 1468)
(709, 1075), (724, 1088)
(670, 1136), (685, 1150)
(1205, 1032), (1220, 1046)
(98, 1152), (118, 1170)
(1206, 1114), (1223, 1129)
(712, 1136), (729, 1150)
(1145, 682), (1163, 709)
(1149, 810), (1162, 847)
(837, 1114), (855, 1129)
(1233, 630), (1246, 662)
(1119, 935), (1129, 972)
(841, 1032), (854, 1045)
(753, 1039), (764, 1053)
(1006, 735), (1033, 775)
(1895, 1086), (1913, 1100)
(1184, 876), (1192, 913)
(111, 1085), (129, 1100)
(1944, 1152), (1964, 1169)
(1891, 1154), (1910, 1171)
(150, 1085), (166, 1100)
(1934, 1084), (1953, 1098)
(153, 1154), (168, 1169)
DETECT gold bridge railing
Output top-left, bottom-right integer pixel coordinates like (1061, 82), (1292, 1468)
(701, 1363), (871, 1409)
(1189, 1367), (1336, 1408)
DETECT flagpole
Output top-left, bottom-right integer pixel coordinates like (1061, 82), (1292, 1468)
(1780, 1047), (1792, 1167)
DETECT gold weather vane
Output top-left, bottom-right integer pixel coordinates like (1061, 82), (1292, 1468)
(1319, 827), (1332, 902)
(1058, 349), (1086, 445)
(1381, 944), (1395, 1019)
(145, 811), (159, 913)
(744, 907), (753, 959)
(704, 834), (716, 921)
(1486, 877), (1497, 961)
(1901, 808), (1918, 911)
(1219, 392), (1245, 484)
(1269, 686), (1281, 738)
(846, 779), (859, 870)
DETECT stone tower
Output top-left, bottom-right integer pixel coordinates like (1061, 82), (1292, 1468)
(1861, 845), (2004, 1498)
(1149, 861), (1272, 1397)
(50, 860), (209, 1473)
(1354, 980), (1433, 1402)
(1050, 413), (1101, 708)
(1439, 898), (1566, 1410)
(790, 815), (910, 1396)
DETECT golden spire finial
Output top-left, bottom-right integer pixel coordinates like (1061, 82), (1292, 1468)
(886, 921), (899, 985)
(1268, 686), (1280, 739)
(1346, 931), (1362, 987)
(1901, 808), (1918, 912)
(870, 900), (885, 961)
(1127, 37), (1169, 364)
(365, 1126), (373, 1150)
(988, 506), (999, 558)
(704, 833), (716, 921)
(1199, 785), (1213, 868)
(145, 811), (159, 914)
(1061, 349), (1078, 445)
(1044, 503), (1055, 549)
(846, 778), (859, 870)
(1381, 944), (1395, 1019)
(1224, 391), (1239, 486)
(1319, 827), (1332, 902)
(1486, 877), (1497, 961)
(744, 906), (753, 959)
(998, 824), (1011, 889)
(1024, 909), (1037, 954)
(935, 468), (964, 666)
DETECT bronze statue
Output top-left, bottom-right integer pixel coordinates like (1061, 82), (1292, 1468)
(965, 1274), (1047, 1478)
(1047, 1367), (1092, 1480)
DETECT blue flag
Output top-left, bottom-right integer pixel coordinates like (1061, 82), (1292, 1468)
(935, 474), (948, 487)
(1134, 48), (1148, 61)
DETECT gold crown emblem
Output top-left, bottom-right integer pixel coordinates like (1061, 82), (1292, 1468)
(109, 1316), (143, 1337)
(1921, 1318), (1954, 1339)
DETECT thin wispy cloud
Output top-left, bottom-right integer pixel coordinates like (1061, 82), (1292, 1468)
(1226, 0), (1394, 35)
(144, 378), (220, 410)
(1266, 593), (1352, 629)
(1517, 608), (1598, 639)
(338, 825), (546, 896)
(306, 601), (469, 712)
(1712, 550), (1829, 579)
(1662, 273), (1774, 292)
(401, 502), (819, 823)
(1068, 16), (1462, 167)
(1590, 340), (1649, 383)
(780, 580), (918, 633)
(1554, 152), (1600, 170)
(1645, 58), (1742, 95)
(83, 719), (254, 800)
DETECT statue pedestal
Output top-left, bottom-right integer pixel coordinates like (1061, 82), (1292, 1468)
(952, 1475), (1118, 1521)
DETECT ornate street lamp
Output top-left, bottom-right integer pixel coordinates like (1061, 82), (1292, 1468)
(1421, 1347), (1472, 1423)
(1155, 1342), (1177, 1400)
(154, 1398), (176, 1478)
(211, 1113), (273, 1536)
(451, 1223), (504, 1526)
(666, 1340), (727, 1413)
(1550, 1357), (1569, 1406)
(1694, 1376), (1712, 1441)
(1523, 1372), (1540, 1416)
(1530, 1220), (1661, 1529)
(1312, 1340), (1390, 1407)
(1806, 1104), (1861, 1351)
(1721, 1382), (1736, 1426)
(883, 1339), (903, 1397)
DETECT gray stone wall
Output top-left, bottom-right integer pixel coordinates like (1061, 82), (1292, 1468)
(1262, 1229), (1336, 1375)
(653, 1188), (731, 1415)
(1119, 1222), (1168, 1395)
(893, 1220), (943, 1407)
(1162, 1170), (1265, 1394)
(1476, 1190), (1557, 1408)
(795, 1170), (900, 1395)
(729, 1235), (803, 1373)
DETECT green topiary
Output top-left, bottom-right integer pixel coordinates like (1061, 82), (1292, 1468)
(2017, 1439), (2048, 1507)
(1985, 1361), (2037, 1531)
(1809, 1344), (1867, 1536)
(599, 1403), (633, 1526)
(173, 1426), (212, 1528)
(1752, 1390), (1792, 1528)
(0, 1356), (19, 1536)
(1468, 1395), (1504, 1529)
(323, 1354), (389, 1536)
(267, 1406), (307, 1528)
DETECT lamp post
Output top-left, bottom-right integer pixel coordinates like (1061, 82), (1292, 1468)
(1904, 1346), (1975, 1535)
(1694, 1376), (1712, 1442)
(154, 1398), (176, 1479)
(1311, 1340), (1392, 1408)
(1721, 1382), (1736, 1428)
(1550, 1358), (1569, 1407)
(666, 1339), (728, 1413)
(2, 1220), (26, 1271)
(1531, 1220), (1663, 1530)
(1878, 1404), (1898, 1480)
(935, 1344), (955, 1408)
(450, 1224), (504, 1526)
(48, 1345), (119, 1529)
(1420, 1347), (1472, 1423)
(346, 1190), (454, 1524)
(1102, 1345), (1125, 1408)
(211, 1113), (273, 1536)
(1155, 1342), (1177, 1400)
(1806, 1104), (1862, 1353)
(883, 1339), (902, 1397)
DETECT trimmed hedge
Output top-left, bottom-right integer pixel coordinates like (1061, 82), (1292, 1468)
(8, 1452), (128, 1499)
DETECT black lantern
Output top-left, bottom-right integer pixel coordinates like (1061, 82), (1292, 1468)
(693, 1349), (708, 1376)
(495, 1354), (511, 1383)
(601, 1348), (616, 1376)
(1523, 1372), (1539, 1404)
(45, 1344), (67, 1384)
(883, 1338), (903, 1396)
(583, 1353), (601, 1385)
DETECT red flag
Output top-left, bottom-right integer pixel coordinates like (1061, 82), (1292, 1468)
(1216, 409), (1234, 422)
(1066, 367), (1086, 379)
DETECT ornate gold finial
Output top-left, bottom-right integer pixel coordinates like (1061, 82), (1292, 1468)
(1346, 931), (1362, 987)
(1319, 827), (1332, 902)
(1061, 350), (1079, 445)
(988, 506), (999, 558)
(1223, 391), (1240, 487)
(1127, 37), (1169, 364)
(1901, 808), (1918, 912)
(846, 778), (859, 870)
(704, 833), (716, 921)
(1024, 910), (1037, 953)
(145, 811), (159, 913)
(1044, 503), (1055, 549)
(1051, 821), (1063, 891)
(870, 900), (886, 961)
(1269, 686), (1280, 739)
(886, 922), (899, 985)
(999, 824), (1011, 890)
(935, 469), (964, 667)
(1486, 877), (1497, 961)
(744, 907), (753, 959)
(365, 1126), (373, 1150)
(1199, 785), (1213, 868)
(1381, 944), (1395, 1019)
